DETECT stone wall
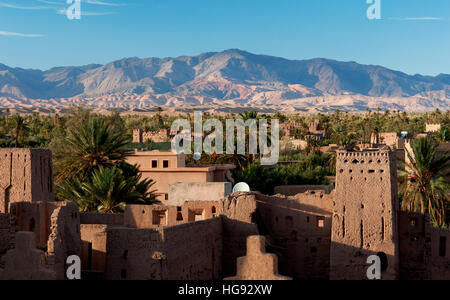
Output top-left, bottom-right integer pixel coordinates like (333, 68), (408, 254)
(429, 227), (450, 280)
(80, 224), (108, 272)
(254, 191), (333, 280)
(46, 202), (81, 280)
(80, 212), (124, 226)
(133, 129), (170, 143)
(124, 201), (219, 229)
(0, 213), (13, 259)
(0, 149), (53, 213)
(0, 232), (56, 280)
(218, 193), (259, 277)
(168, 182), (232, 206)
(274, 185), (334, 196)
(103, 218), (223, 280)
(398, 211), (450, 280)
(398, 211), (431, 280)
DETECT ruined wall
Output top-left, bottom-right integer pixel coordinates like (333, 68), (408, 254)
(80, 224), (108, 273)
(331, 150), (399, 280)
(168, 182), (232, 206)
(103, 218), (222, 280)
(124, 201), (219, 229)
(254, 191), (333, 280)
(0, 149), (53, 213)
(217, 193), (259, 277)
(0, 213), (14, 259)
(80, 212), (124, 226)
(10, 201), (81, 280)
(398, 211), (450, 280)
(429, 227), (450, 279)
(398, 212), (431, 280)
(46, 202), (81, 280)
(0, 232), (56, 280)
(133, 129), (170, 143)
(274, 185), (334, 196)
(11, 202), (51, 249)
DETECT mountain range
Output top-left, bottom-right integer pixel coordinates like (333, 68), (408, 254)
(0, 49), (449, 113)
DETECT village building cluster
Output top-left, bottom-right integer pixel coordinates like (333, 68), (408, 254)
(0, 142), (448, 280)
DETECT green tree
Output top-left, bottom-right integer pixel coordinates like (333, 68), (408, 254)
(58, 166), (158, 213)
(53, 117), (133, 185)
(10, 115), (29, 147)
(399, 138), (450, 227)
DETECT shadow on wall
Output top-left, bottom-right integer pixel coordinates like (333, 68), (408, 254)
(253, 198), (333, 280)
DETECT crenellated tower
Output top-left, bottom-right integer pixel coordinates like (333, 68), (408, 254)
(330, 149), (399, 280)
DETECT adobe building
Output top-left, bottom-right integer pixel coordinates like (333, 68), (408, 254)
(331, 149), (399, 280)
(308, 119), (328, 140)
(133, 129), (172, 144)
(425, 124), (441, 133)
(0, 148), (449, 280)
(370, 132), (406, 149)
(125, 150), (234, 203)
(0, 148), (53, 213)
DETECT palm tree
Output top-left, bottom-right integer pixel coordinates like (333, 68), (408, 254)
(399, 138), (450, 227)
(10, 115), (29, 147)
(239, 110), (258, 121)
(53, 117), (134, 184)
(84, 167), (141, 213)
(305, 135), (320, 154)
(58, 166), (158, 213)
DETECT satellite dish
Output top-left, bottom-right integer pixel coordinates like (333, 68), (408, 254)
(193, 152), (202, 161)
(233, 182), (250, 193)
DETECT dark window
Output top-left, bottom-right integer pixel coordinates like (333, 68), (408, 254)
(163, 160), (169, 168)
(152, 160), (158, 168)
(439, 237), (447, 257)
(29, 218), (35, 232)
(87, 242), (92, 270)
(165, 194), (169, 201)
(377, 252), (388, 272)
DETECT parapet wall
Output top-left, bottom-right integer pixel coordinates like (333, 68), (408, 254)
(124, 201), (219, 229)
(168, 182), (232, 206)
(274, 185), (334, 197)
(80, 212), (124, 226)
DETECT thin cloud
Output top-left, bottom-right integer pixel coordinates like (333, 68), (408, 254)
(56, 8), (117, 16)
(37, 0), (65, 5)
(39, 0), (124, 6)
(0, 30), (44, 37)
(389, 17), (444, 21)
(0, 2), (51, 9)
(86, 0), (123, 6)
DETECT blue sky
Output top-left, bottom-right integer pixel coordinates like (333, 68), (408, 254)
(0, 0), (449, 75)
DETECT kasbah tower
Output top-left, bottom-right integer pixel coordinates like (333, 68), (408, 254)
(330, 149), (399, 280)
